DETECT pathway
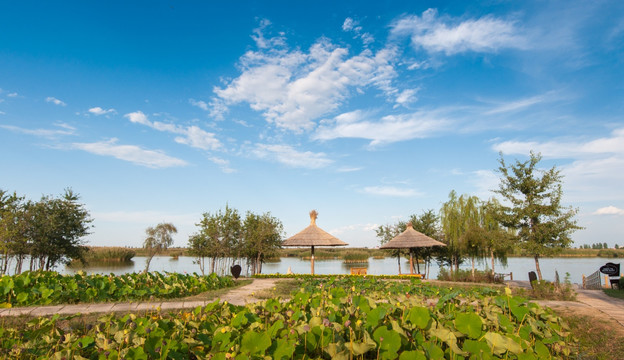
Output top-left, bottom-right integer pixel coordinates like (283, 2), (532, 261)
(0, 278), (280, 317)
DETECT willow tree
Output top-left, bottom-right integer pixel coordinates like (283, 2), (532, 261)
(440, 191), (482, 277)
(495, 152), (581, 281)
(143, 222), (177, 272)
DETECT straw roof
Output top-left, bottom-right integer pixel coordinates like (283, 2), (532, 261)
(380, 223), (446, 249)
(282, 210), (348, 247)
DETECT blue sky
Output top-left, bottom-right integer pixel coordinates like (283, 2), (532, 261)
(1, 0), (623, 249)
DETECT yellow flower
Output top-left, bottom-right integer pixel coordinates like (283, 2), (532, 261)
(505, 287), (512, 296)
(221, 328), (227, 333)
(356, 320), (362, 326)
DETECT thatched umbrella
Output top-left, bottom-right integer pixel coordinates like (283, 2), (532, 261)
(380, 222), (446, 276)
(282, 210), (348, 274)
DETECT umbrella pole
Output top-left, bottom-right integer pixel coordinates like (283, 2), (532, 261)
(410, 251), (414, 275)
(311, 245), (315, 275)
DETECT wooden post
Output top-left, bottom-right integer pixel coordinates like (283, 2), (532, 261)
(510, 272), (513, 281)
(604, 275), (609, 288)
(311, 246), (315, 275)
(409, 252), (414, 275)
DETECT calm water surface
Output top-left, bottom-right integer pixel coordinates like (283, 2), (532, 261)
(62, 256), (620, 285)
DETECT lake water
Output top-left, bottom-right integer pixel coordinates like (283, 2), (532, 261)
(61, 256), (620, 286)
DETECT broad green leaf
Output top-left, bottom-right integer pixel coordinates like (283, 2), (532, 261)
(408, 307), (431, 329)
(534, 340), (551, 359)
(454, 312), (483, 339)
(241, 330), (271, 355)
(399, 350), (426, 360)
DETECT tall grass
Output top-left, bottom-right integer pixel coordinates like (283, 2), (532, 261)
(75, 246), (136, 264)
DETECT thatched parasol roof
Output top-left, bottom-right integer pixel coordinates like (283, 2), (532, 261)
(380, 223), (446, 249)
(283, 210), (348, 247)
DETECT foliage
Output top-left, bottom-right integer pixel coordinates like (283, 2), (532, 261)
(343, 251), (369, 262)
(143, 222), (178, 272)
(241, 211), (284, 275)
(0, 188), (92, 274)
(70, 246), (136, 265)
(0, 276), (577, 359)
(562, 313), (624, 360)
(0, 271), (233, 307)
(494, 152), (582, 281)
(189, 206), (283, 276)
(253, 273), (427, 280)
(512, 280), (577, 301)
(436, 268), (502, 284)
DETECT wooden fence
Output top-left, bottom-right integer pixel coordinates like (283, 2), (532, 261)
(582, 270), (602, 289)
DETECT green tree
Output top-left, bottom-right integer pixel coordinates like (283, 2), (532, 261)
(25, 189), (92, 272)
(408, 210), (442, 277)
(0, 190), (26, 274)
(376, 221), (407, 274)
(143, 222), (177, 272)
(242, 211), (283, 275)
(495, 152), (582, 281)
(189, 205), (242, 275)
(440, 191), (481, 275)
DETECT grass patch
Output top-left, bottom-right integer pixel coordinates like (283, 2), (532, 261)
(254, 279), (301, 299)
(603, 288), (624, 300)
(561, 313), (624, 360)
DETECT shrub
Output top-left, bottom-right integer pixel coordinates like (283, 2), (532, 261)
(437, 268), (502, 283)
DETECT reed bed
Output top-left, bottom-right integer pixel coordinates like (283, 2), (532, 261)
(75, 246), (136, 264)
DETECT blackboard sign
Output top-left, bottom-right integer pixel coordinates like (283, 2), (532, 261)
(528, 271), (537, 289)
(231, 264), (242, 279)
(600, 262), (620, 277)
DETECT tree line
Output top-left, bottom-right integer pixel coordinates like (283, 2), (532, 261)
(143, 205), (284, 276)
(0, 188), (92, 275)
(376, 152), (581, 281)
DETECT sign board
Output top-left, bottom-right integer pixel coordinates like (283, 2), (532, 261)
(599, 262), (620, 277)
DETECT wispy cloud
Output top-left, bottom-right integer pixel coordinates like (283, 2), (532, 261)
(483, 91), (562, 115)
(342, 17), (374, 45)
(88, 107), (116, 116)
(336, 166), (363, 173)
(252, 144), (333, 168)
(0, 123), (76, 138)
(314, 109), (450, 146)
(45, 96), (66, 106)
(593, 206), (624, 216)
(212, 30), (401, 132)
(391, 8), (527, 55)
(7, 92), (18, 98)
(189, 99), (209, 111)
(125, 111), (221, 151)
(362, 186), (422, 197)
(493, 128), (624, 202)
(72, 138), (187, 168)
(493, 128), (624, 158)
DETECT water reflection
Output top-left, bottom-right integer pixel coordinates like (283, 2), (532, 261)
(61, 255), (620, 285)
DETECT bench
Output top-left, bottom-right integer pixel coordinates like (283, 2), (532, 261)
(350, 267), (367, 275)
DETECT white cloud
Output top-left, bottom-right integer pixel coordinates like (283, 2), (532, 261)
(125, 111), (221, 151)
(7, 92), (18, 97)
(493, 128), (624, 202)
(336, 166), (363, 173)
(88, 107), (116, 116)
(72, 138), (187, 168)
(208, 156), (236, 173)
(391, 8), (527, 55)
(394, 88), (419, 107)
(483, 92), (561, 115)
(252, 144), (333, 168)
(342, 17), (374, 45)
(593, 206), (624, 216)
(362, 186), (422, 197)
(493, 128), (624, 158)
(189, 99), (209, 111)
(314, 109), (450, 146)
(0, 123), (75, 138)
(213, 35), (399, 132)
(45, 96), (66, 106)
